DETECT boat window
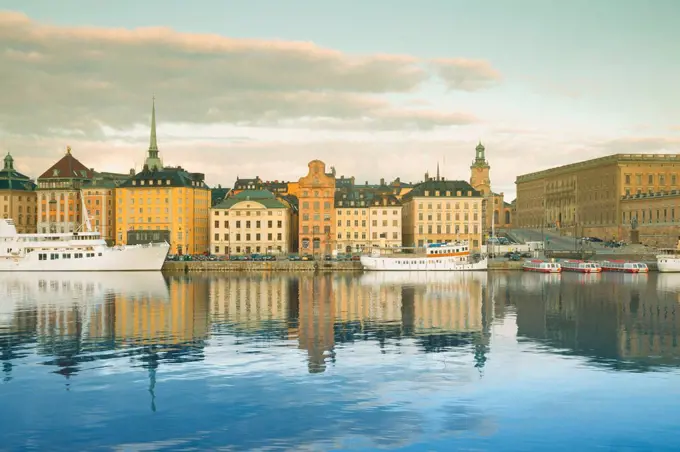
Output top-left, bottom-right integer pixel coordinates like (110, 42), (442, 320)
(50, 253), (59, 260)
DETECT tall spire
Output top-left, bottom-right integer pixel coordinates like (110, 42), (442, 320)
(436, 162), (440, 180)
(149, 96), (158, 153)
(4, 152), (13, 171)
(145, 96), (163, 171)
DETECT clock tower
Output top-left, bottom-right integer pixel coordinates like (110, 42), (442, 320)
(470, 141), (491, 195)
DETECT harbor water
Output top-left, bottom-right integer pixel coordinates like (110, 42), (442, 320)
(1, 271), (679, 451)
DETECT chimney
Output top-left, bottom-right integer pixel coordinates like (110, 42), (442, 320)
(129, 168), (135, 176)
(365, 181), (368, 186)
(380, 178), (385, 186)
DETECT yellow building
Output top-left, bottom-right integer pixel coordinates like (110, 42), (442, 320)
(210, 189), (292, 255)
(297, 160), (336, 255)
(620, 191), (680, 247)
(515, 153), (680, 239)
(0, 152), (37, 233)
(115, 100), (210, 255)
(37, 146), (93, 234)
(468, 142), (512, 231)
(335, 190), (402, 252)
(82, 172), (130, 245)
(401, 179), (484, 249)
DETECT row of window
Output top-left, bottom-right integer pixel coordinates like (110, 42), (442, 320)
(418, 212), (478, 222)
(418, 224), (479, 234)
(37, 252), (99, 260)
(416, 239), (480, 247)
(337, 232), (399, 240)
(624, 174), (678, 186)
(336, 209), (400, 216)
(213, 245), (284, 254)
(213, 233), (284, 242)
(417, 201), (479, 210)
(301, 213), (331, 222)
(623, 208), (678, 224)
(338, 219), (399, 227)
(214, 220), (284, 229)
(214, 210), (283, 216)
(301, 201), (332, 210)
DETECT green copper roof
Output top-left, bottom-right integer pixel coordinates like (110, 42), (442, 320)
(119, 165), (208, 189)
(0, 152), (36, 191)
(215, 189), (286, 209)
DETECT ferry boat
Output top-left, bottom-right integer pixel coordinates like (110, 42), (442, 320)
(0, 218), (169, 271)
(601, 260), (648, 273)
(656, 239), (680, 272)
(522, 259), (561, 273)
(359, 241), (487, 271)
(560, 259), (602, 273)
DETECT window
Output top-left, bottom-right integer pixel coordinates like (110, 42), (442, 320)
(648, 174), (654, 184)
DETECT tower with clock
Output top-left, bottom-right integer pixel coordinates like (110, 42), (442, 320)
(469, 141), (491, 195)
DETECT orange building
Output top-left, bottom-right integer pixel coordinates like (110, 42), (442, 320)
(297, 160), (336, 255)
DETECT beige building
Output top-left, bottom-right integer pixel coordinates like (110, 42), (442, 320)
(0, 153), (37, 233)
(335, 190), (402, 252)
(401, 179), (484, 249)
(620, 191), (680, 247)
(298, 160), (336, 255)
(515, 153), (680, 239)
(210, 189), (292, 255)
(37, 147), (94, 234)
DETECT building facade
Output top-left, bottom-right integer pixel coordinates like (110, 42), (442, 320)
(620, 191), (680, 247)
(115, 100), (210, 255)
(335, 190), (402, 252)
(0, 153), (37, 233)
(515, 153), (680, 239)
(401, 179), (483, 249)
(37, 147), (93, 234)
(297, 160), (336, 255)
(82, 172), (130, 244)
(210, 189), (292, 255)
(468, 142), (512, 231)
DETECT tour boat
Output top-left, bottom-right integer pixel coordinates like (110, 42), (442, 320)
(560, 259), (602, 273)
(600, 260), (648, 273)
(0, 218), (169, 271)
(359, 241), (487, 271)
(656, 248), (680, 273)
(522, 259), (561, 273)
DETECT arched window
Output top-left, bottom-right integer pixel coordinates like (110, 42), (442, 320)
(504, 210), (511, 225)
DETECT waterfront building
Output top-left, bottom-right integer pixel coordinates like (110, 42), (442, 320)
(620, 190), (680, 247)
(297, 160), (336, 255)
(0, 152), (37, 233)
(515, 153), (680, 240)
(115, 100), (211, 255)
(210, 189), (292, 255)
(335, 190), (402, 252)
(36, 146), (93, 234)
(469, 142), (513, 231)
(82, 171), (130, 244)
(401, 178), (483, 249)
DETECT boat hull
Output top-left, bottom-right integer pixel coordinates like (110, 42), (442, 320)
(0, 243), (169, 272)
(562, 267), (601, 273)
(601, 267), (645, 273)
(360, 255), (488, 271)
(522, 266), (561, 273)
(657, 257), (680, 273)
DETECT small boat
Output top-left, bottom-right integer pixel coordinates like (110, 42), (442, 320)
(601, 260), (648, 273)
(560, 259), (601, 273)
(522, 259), (561, 273)
(656, 246), (680, 273)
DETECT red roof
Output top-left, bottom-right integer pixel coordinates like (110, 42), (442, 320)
(38, 149), (93, 180)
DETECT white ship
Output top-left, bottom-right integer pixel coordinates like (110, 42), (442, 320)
(0, 218), (169, 271)
(359, 241), (487, 271)
(656, 239), (680, 273)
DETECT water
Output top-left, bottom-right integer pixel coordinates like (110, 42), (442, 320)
(1, 271), (679, 451)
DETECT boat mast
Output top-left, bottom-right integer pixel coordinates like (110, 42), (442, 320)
(81, 193), (92, 232)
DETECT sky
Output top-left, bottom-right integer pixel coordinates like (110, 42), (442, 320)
(1, 0), (679, 200)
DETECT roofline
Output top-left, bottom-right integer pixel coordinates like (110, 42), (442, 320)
(516, 153), (680, 184)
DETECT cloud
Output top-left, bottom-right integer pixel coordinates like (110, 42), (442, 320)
(0, 11), (492, 136)
(596, 136), (680, 154)
(431, 58), (502, 91)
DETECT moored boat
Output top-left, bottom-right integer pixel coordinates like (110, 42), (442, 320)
(522, 259), (561, 273)
(0, 218), (169, 271)
(656, 244), (680, 273)
(560, 259), (601, 273)
(601, 260), (648, 273)
(359, 241), (487, 271)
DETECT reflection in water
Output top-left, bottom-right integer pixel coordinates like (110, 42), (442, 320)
(0, 271), (679, 450)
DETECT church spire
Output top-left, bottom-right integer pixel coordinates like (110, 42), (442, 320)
(436, 162), (440, 180)
(149, 96), (158, 153)
(144, 97), (163, 171)
(4, 152), (13, 171)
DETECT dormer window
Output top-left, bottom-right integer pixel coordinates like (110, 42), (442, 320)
(166, 180), (170, 185)
(424, 191), (429, 196)
(140, 180), (145, 185)
(435, 191), (440, 196)
(467, 191), (472, 196)
(132, 181), (137, 186)
(446, 191), (451, 196)
(52, 169), (59, 176)
(149, 180), (154, 185)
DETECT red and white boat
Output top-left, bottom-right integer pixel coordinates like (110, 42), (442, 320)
(601, 260), (648, 273)
(560, 259), (602, 273)
(522, 259), (561, 273)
